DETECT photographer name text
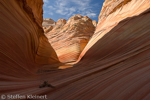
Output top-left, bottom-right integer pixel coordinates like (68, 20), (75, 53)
(1, 94), (47, 99)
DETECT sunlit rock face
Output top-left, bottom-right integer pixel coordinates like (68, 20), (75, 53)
(77, 0), (150, 62)
(46, 15), (95, 63)
(0, 0), (60, 78)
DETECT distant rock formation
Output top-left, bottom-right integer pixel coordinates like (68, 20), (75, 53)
(46, 15), (95, 63)
(92, 20), (98, 27)
(42, 18), (56, 28)
(53, 19), (67, 31)
(56, 19), (67, 25)
(42, 19), (67, 33)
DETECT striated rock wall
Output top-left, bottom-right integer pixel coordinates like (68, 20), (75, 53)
(0, 0), (60, 77)
(46, 15), (95, 63)
(77, 0), (150, 62)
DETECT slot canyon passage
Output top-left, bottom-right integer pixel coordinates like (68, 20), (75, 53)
(0, 0), (150, 100)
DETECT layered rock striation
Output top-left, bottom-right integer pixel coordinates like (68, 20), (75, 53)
(46, 15), (95, 63)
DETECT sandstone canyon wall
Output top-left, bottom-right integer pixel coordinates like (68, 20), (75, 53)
(0, 0), (60, 78)
(46, 15), (95, 63)
(71, 0), (150, 99)
(77, 0), (150, 62)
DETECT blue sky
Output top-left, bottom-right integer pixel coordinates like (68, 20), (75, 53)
(43, 0), (105, 22)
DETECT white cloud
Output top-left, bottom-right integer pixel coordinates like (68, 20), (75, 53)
(48, 6), (56, 10)
(56, 9), (68, 15)
(46, 0), (98, 19)
(43, 4), (47, 7)
(49, 12), (54, 15)
(72, 0), (90, 7)
(43, 0), (49, 3)
(86, 13), (97, 17)
(69, 7), (76, 12)
(55, 0), (74, 16)
(43, 10), (47, 14)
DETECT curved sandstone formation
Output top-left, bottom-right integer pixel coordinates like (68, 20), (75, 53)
(46, 15), (95, 63)
(0, 0), (150, 100)
(0, 0), (60, 78)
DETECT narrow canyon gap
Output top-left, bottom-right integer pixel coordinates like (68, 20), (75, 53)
(45, 15), (95, 63)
